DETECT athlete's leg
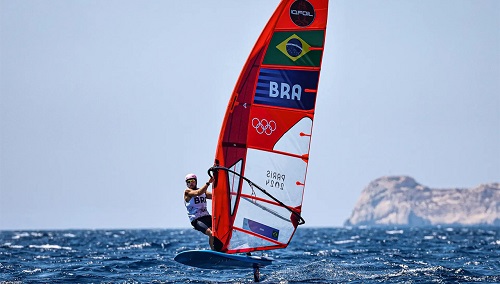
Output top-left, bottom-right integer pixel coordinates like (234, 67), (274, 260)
(205, 227), (214, 250)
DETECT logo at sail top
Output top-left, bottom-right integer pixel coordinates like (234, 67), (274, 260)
(290, 0), (315, 27)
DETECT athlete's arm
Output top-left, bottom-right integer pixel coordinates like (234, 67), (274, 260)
(185, 177), (214, 201)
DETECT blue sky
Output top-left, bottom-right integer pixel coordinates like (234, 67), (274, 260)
(1, 0), (499, 230)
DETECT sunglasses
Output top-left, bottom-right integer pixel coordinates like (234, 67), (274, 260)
(186, 179), (196, 184)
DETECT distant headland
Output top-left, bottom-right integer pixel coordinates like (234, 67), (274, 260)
(345, 176), (499, 227)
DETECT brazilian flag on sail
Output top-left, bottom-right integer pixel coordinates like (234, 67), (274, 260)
(263, 30), (324, 67)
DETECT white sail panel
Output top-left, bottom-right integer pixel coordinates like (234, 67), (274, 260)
(244, 149), (306, 208)
(229, 197), (296, 250)
(273, 116), (312, 155)
(227, 230), (277, 251)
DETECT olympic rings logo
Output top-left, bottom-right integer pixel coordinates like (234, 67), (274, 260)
(251, 118), (277, 135)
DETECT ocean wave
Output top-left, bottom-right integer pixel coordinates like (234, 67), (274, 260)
(2, 242), (24, 249)
(385, 229), (404, 235)
(117, 242), (151, 250)
(11, 232), (30, 239)
(22, 268), (41, 274)
(29, 244), (71, 250)
(333, 239), (355, 245)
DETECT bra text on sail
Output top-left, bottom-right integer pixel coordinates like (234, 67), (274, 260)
(269, 81), (301, 100)
(254, 68), (319, 110)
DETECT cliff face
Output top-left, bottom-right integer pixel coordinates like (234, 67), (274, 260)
(344, 176), (499, 226)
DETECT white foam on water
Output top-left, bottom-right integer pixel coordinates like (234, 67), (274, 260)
(29, 244), (72, 250)
(386, 230), (404, 235)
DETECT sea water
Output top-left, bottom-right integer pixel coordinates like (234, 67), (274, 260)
(1, 227), (499, 283)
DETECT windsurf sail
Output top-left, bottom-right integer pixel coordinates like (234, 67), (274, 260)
(210, 0), (328, 253)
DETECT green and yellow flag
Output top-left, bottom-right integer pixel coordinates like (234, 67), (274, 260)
(263, 30), (324, 67)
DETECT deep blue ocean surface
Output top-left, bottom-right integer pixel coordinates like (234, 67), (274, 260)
(1, 227), (499, 283)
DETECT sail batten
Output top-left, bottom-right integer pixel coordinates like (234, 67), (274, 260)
(212, 0), (328, 254)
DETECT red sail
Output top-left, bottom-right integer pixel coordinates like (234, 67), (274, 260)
(212, 0), (328, 253)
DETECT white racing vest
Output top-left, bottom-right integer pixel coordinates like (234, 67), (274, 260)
(185, 193), (210, 222)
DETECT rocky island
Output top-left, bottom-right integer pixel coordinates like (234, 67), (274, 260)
(345, 176), (499, 226)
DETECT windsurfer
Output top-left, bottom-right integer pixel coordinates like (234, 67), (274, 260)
(183, 173), (216, 250)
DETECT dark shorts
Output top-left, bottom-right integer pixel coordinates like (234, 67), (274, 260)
(191, 215), (212, 234)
